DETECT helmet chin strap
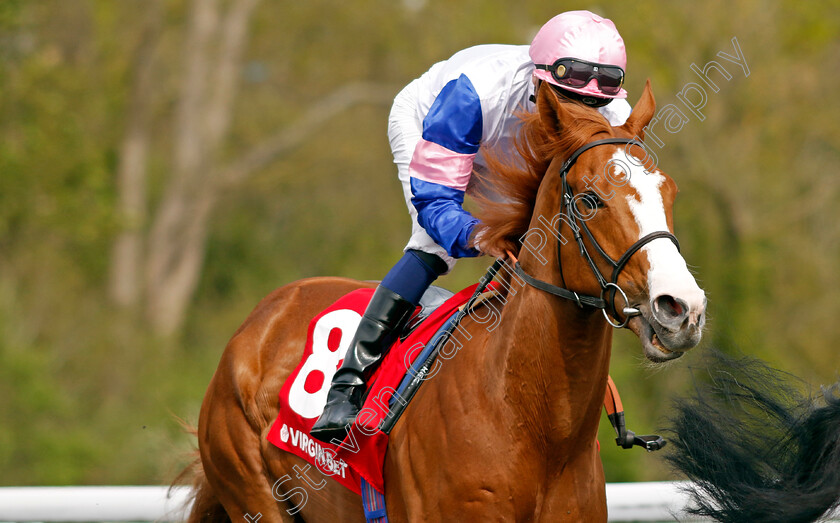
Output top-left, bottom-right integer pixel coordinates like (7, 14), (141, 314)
(530, 80), (611, 108)
(551, 83), (612, 107)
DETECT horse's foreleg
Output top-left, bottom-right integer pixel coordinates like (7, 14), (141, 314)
(538, 445), (607, 523)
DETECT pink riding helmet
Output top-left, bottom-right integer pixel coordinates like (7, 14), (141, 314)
(529, 10), (628, 99)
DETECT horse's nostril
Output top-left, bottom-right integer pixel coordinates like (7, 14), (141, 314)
(653, 294), (689, 321)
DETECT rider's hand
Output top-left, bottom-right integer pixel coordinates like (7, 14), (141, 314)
(472, 228), (505, 259)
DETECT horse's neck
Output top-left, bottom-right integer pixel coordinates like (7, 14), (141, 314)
(487, 270), (613, 456)
(493, 171), (610, 442)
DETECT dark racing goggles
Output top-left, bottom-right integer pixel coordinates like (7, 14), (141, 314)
(535, 58), (625, 96)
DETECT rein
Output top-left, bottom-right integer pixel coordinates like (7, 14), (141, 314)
(513, 138), (680, 329)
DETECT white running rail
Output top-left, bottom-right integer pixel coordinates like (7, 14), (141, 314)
(0, 486), (193, 522)
(0, 482), (838, 522)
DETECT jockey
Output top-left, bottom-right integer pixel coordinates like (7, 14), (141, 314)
(311, 10), (632, 442)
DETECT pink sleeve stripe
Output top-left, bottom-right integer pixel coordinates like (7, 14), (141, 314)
(408, 139), (475, 192)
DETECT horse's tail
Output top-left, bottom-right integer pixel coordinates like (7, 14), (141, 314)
(171, 421), (231, 523)
(665, 349), (840, 523)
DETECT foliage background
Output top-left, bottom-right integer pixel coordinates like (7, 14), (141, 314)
(1, 0), (838, 486)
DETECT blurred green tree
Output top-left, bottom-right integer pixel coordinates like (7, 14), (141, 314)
(0, 0), (838, 486)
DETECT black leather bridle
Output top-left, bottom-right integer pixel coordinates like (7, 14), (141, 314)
(514, 138), (680, 328)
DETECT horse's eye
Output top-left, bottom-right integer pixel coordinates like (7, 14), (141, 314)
(579, 192), (604, 211)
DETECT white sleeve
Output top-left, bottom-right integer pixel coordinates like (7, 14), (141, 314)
(598, 98), (632, 126)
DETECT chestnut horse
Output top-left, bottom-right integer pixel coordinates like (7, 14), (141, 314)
(186, 80), (707, 522)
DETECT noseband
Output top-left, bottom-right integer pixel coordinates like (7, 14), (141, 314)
(514, 138), (680, 328)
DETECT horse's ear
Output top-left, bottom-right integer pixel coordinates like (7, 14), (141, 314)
(537, 82), (577, 138)
(620, 79), (656, 139)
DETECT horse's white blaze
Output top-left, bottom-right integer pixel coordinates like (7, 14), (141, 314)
(611, 150), (705, 319)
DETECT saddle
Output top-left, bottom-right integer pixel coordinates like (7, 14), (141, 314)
(403, 285), (454, 336)
(267, 281), (489, 495)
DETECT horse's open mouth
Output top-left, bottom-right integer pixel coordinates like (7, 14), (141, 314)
(627, 314), (683, 362)
(651, 334), (671, 353)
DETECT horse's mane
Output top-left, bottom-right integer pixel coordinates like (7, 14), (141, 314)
(472, 97), (617, 257)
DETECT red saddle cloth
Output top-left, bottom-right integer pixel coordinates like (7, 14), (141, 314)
(267, 284), (483, 494)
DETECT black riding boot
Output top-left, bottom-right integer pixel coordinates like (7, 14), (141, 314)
(310, 285), (415, 443)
